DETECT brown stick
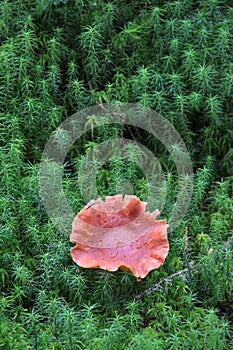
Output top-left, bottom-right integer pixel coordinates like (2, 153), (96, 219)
(135, 264), (196, 301)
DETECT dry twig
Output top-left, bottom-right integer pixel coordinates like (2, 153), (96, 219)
(135, 263), (197, 301)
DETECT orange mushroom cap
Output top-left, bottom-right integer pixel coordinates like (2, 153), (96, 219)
(70, 194), (169, 280)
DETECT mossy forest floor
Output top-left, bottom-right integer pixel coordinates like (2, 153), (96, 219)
(0, 1), (232, 349)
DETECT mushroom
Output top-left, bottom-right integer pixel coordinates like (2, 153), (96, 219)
(70, 194), (169, 280)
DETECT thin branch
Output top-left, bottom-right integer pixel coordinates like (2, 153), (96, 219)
(135, 263), (197, 301)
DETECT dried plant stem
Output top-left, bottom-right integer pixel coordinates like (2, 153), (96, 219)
(135, 263), (197, 300)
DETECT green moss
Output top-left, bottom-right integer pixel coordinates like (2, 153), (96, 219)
(0, 0), (232, 348)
